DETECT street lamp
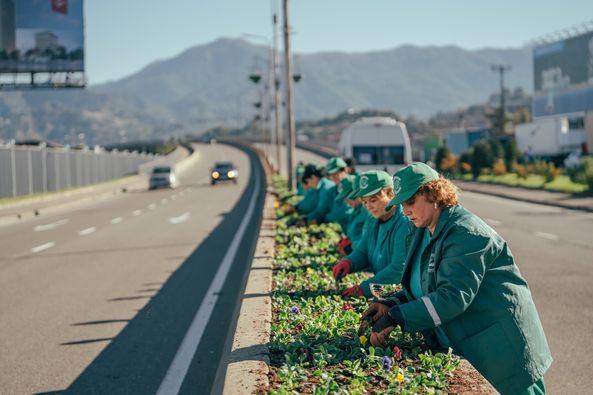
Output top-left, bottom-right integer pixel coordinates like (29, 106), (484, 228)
(491, 64), (511, 135)
(243, 33), (281, 173)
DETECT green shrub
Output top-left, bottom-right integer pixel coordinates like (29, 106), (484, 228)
(568, 156), (593, 190)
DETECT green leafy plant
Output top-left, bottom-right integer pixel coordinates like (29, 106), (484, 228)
(269, 181), (461, 393)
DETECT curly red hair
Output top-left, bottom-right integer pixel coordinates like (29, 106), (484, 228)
(416, 179), (459, 208)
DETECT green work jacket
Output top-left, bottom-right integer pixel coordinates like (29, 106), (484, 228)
(344, 205), (409, 297)
(389, 205), (552, 395)
(296, 187), (318, 215)
(346, 204), (369, 248)
(326, 188), (353, 233)
(306, 178), (335, 223)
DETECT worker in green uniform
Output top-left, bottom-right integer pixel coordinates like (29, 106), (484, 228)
(303, 164), (335, 224)
(325, 157), (353, 232)
(294, 164), (320, 215)
(295, 161), (306, 196)
(361, 162), (552, 395)
(335, 174), (369, 255)
(331, 170), (409, 298)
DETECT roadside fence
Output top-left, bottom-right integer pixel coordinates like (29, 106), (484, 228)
(0, 144), (158, 199)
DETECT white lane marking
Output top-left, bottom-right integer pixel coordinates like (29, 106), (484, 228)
(535, 231), (558, 241)
(32, 242), (55, 253)
(79, 227), (97, 236)
(132, 210), (142, 216)
(484, 218), (501, 226)
(168, 212), (191, 224)
(148, 203), (157, 210)
(161, 199), (168, 205)
(157, 163), (260, 395)
(111, 217), (123, 224)
(34, 219), (69, 232)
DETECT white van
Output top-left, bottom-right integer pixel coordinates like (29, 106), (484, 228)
(338, 117), (412, 174)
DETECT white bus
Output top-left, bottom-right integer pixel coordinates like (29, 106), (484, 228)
(338, 117), (412, 174)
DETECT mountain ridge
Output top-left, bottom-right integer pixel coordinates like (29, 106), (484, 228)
(0, 38), (532, 145)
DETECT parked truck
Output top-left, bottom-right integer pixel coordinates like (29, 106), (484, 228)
(515, 116), (585, 156)
(338, 117), (412, 174)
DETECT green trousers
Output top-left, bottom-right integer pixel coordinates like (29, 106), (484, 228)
(516, 378), (545, 395)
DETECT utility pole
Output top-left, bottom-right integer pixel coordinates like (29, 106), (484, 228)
(282, 0), (296, 191)
(271, 1), (282, 175)
(491, 64), (511, 135)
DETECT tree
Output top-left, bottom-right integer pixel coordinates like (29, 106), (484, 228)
(489, 139), (504, 160)
(503, 137), (520, 171)
(435, 146), (451, 173)
(470, 141), (494, 179)
(459, 150), (473, 174)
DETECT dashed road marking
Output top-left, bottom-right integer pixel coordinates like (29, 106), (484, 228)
(132, 210), (142, 216)
(535, 231), (558, 240)
(79, 227), (97, 236)
(34, 219), (69, 232)
(169, 212), (191, 224)
(32, 242), (55, 253)
(111, 217), (123, 224)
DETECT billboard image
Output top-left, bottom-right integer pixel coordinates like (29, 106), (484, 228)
(532, 30), (593, 116)
(0, 0), (84, 73)
(533, 30), (593, 93)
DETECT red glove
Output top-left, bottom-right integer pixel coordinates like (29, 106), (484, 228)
(338, 237), (352, 250)
(332, 260), (352, 280)
(342, 285), (363, 298)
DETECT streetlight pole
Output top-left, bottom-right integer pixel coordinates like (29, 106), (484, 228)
(271, 3), (282, 175)
(244, 33), (275, 165)
(491, 64), (511, 135)
(282, 0), (296, 191)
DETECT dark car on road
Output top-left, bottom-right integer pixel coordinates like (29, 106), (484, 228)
(211, 161), (238, 185)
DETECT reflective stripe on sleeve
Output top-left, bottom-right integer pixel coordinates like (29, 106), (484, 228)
(421, 296), (442, 327)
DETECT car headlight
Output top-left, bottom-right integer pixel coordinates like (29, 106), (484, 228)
(227, 170), (236, 178)
(212, 171), (220, 179)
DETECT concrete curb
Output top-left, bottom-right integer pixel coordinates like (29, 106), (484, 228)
(223, 146), (275, 394)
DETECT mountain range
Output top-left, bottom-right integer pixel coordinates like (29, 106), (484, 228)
(0, 38), (532, 145)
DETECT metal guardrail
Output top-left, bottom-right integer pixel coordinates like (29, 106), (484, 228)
(0, 144), (158, 199)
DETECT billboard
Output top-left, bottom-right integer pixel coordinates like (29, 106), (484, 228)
(0, 0), (84, 73)
(532, 30), (593, 117)
(533, 31), (593, 93)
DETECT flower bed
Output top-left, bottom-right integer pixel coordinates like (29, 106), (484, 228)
(268, 176), (463, 394)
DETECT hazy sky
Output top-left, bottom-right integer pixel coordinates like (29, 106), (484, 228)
(85, 0), (593, 85)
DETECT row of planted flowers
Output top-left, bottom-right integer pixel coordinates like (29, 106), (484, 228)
(268, 176), (461, 394)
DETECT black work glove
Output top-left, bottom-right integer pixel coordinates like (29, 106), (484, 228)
(372, 306), (404, 333)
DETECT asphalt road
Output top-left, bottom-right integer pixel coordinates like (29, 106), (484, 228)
(3, 143), (590, 394)
(458, 190), (593, 395)
(0, 142), (265, 394)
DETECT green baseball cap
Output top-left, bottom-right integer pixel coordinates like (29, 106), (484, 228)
(350, 170), (393, 199)
(386, 162), (440, 210)
(347, 174), (361, 200)
(335, 175), (355, 200)
(326, 157), (347, 175)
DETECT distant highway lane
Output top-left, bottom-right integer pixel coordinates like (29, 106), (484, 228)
(0, 142), (265, 394)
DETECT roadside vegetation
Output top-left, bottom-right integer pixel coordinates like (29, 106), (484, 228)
(268, 176), (473, 394)
(434, 139), (592, 193)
